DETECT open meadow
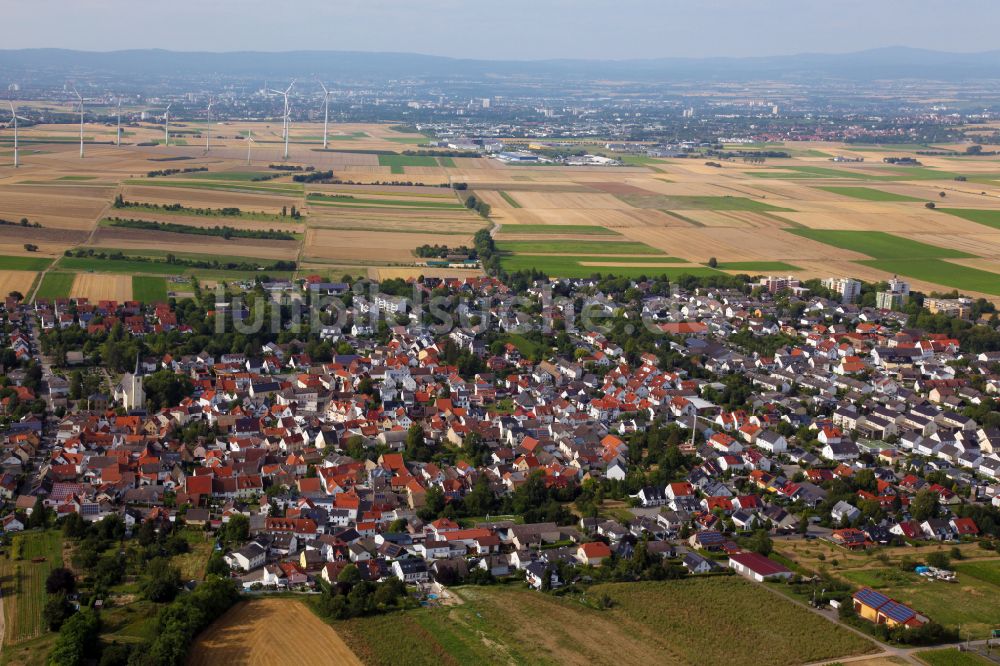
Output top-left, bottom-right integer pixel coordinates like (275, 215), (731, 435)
(3, 124), (1000, 299)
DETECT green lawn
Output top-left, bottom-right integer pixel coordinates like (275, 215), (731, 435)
(787, 229), (974, 260)
(132, 276), (168, 302)
(498, 191), (522, 208)
(938, 208), (1000, 231)
(818, 186), (924, 202)
(498, 224), (620, 236)
(33, 272), (75, 300)
(954, 560), (1000, 588)
(861, 259), (1000, 296)
(0, 256), (53, 271)
(496, 239), (663, 255)
(714, 261), (801, 272)
(615, 194), (792, 212)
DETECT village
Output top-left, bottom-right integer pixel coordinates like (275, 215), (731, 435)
(1, 268), (1000, 657)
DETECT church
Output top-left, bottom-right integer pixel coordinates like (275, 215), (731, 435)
(113, 359), (146, 411)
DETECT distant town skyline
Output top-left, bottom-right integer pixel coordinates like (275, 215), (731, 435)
(8, 0), (1000, 60)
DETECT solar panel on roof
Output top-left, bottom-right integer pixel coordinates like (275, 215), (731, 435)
(855, 588), (890, 608)
(881, 601), (915, 623)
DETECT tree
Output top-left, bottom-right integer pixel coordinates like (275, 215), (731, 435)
(140, 558), (182, 602)
(337, 564), (362, 586)
(222, 514), (249, 545)
(43, 593), (72, 631)
(746, 529), (773, 556)
(910, 489), (939, 521)
(708, 257), (718, 268)
(46, 567), (76, 595)
(925, 201), (936, 209)
(47, 608), (100, 666)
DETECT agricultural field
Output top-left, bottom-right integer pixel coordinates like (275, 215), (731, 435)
(0, 530), (65, 646)
(33, 272), (75, 300)
(0, 270), (38, 297)
(938, 208), (1000, 231)
(818, 186), (925, 202)
(131, 275), (168, 302)
(0, 256), (53, 271)
(339, 578), (874, 666)
(915, 648), (994, 666)
(2, 126), (1000, 298)
(190, 599), (361, 666)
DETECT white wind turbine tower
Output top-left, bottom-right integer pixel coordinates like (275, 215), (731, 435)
(268, 80), (294, 159)
(282, 103), (293, 160)
(245, 130), (255, 165)
(115, 98), (122, 146)
(8, 103), (29, 168)
(205, 98), (214, 153)
(163, 103), (172, 145)
(71, 87), (85, 158)
(319, 82), (331, 149)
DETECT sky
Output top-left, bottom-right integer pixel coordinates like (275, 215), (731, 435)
(7, 0), (1000, 60)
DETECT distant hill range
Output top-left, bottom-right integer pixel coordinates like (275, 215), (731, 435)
(2, 46), (1000, 82)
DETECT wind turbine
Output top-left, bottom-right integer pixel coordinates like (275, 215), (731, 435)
(205, 98), (214, 153)
(8, 103), (29, 168)
(115, 98), (122, 147)
(319, 82), (331, 149)
(71, 87), (84, 158)
(268, 80), (294, 159)
(245, 130), (255, 165)
(163, 103), (172, 145)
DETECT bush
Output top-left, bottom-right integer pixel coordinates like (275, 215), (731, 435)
(46, 567), (76, 595)
(925, 551), (950, 569)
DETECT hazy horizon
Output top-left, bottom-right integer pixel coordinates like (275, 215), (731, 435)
(9, 0), (1000, 60)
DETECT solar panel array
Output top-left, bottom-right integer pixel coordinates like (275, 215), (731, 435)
(880, 600), (916, 623)
(854, 587), (890, 609)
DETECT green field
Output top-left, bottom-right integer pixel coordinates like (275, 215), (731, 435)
(0, 530), (64, 645)
(0, 256), (53, 271)
(714, 261), (801, 272)
(437, 157), (456, 168)
(59, 257), (181, 275)
(841, 562), (1000, 639)
(787, 229), (974, 260)
(939, 208), (1000, 231)
(378, 154), (440, 172)
(132, 276), (169, 302)
(340, 578), (873, 666)
(498, 224), (619, 236)
(750, 165), (978, 181)
(615, 194), (792, 212)
(861, 259), (1000, 296)
(497, 239), (663, 255)
(33, 272), (75, 300)
(818, 186), (924, 202)
(499, 191), (522, 208)
(175, 171), (269, 181)
(385, 137), (429, 145)
(500, 254), (716, 278)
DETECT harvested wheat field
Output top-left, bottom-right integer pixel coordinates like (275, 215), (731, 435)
(122, 184), (300, 212)
(89, 229), (301, 260)
(188, 599), (361, 666)
(0, 188), (109, 229)
(305, 228), (469, 263)
(0, 271), (37, 296)
(71, 274), (132, 301)
(619, 226), (870, 263)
